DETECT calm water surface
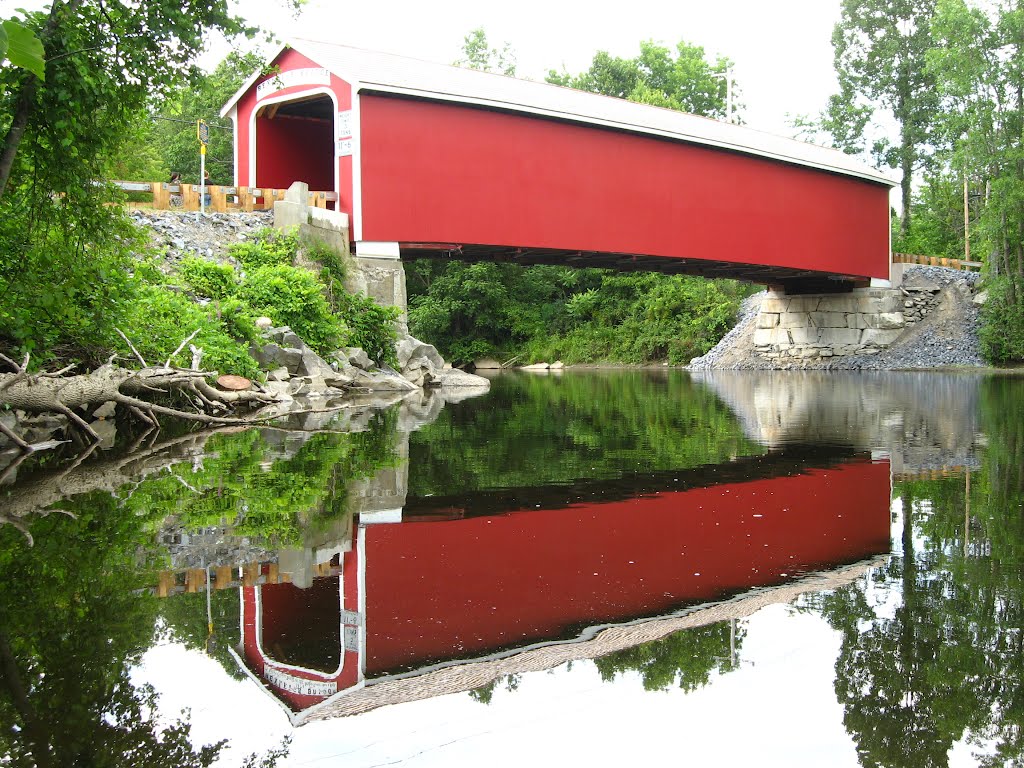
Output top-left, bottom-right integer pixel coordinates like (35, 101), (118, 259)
(1, 370), (1022, 767)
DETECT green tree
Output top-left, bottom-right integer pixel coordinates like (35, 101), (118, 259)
(546, 39), (736, 120)
(926, 0), (1024, 364)
(151, 51), (264, 184)
(824, 0), (940, 239)
(0, 0), (291, 366)
(594, 621), (743, 692)
(453, 27), (516, 76)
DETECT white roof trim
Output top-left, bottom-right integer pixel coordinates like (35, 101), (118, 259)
(221, 39), (897, 187)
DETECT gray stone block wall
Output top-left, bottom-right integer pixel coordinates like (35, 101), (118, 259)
(752, 288), (906, 359)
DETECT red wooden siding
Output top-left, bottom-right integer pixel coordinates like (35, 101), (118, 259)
(358, 95), (891, 279)
(362, 460), (891, 675)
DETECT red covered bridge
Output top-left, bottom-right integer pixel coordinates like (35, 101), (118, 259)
(222, 40), (897, 290)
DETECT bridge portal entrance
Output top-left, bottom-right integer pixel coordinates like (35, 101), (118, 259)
(253, 93), (337, 210)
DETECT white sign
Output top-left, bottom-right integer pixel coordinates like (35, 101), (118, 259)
(256, 68), (331, 101)
(264, 666), (337, 697)
(336, 138), (353, 157)
(337, 110), (353, 139)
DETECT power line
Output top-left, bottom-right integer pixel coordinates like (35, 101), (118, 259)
(151, 115), (233, 130)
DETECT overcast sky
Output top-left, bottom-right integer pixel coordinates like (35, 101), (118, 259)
(209, 0), (843, 137)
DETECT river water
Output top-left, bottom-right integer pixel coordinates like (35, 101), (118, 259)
(1, 370), (1022, 767)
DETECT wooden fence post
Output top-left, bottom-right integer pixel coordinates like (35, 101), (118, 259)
(237, 187), (254, 212)
(215, 565), (232, 589)
(180, 183), (200, 211)
(151, 182), (170, 210)
(210, 185), (227, 213)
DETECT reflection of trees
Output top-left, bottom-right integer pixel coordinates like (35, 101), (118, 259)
(409, 371), (761, 495)
(593, 621), (743, 693)
(157, 589), (245, 681)
(0, 496), (226, 766)
(0, 415), (400, 764)
(128, 414), (398, 546)
(820, 377), (1024, 768)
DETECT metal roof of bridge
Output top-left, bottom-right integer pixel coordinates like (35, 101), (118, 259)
(223, 39), (896, 188)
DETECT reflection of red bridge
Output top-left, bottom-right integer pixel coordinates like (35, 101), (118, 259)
(235, 457), (891, 719)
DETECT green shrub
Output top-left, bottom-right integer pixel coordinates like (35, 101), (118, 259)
(237, 264), (344, 354)
(178, 257), (237, 300)
(121, 285), (259, 378)
(979, 277), (1024, 365)
(335, 291), (401, 365)
(228, 227), (299, 270)
(0, 208), (141, 367)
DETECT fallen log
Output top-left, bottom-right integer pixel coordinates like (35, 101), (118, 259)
(0, 343), (280, 452)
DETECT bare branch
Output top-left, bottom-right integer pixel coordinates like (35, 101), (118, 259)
(165, 328), (201, 369)
(114, 328), (148, 367)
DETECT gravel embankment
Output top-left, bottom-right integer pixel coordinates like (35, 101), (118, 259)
(128, 209), (273, 267)
(689, 266), (985, 371)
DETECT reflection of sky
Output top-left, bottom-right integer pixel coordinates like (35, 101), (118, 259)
(134, 598), (988, 768)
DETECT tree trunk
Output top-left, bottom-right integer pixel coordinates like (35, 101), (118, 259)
(0, 0), (82, 202)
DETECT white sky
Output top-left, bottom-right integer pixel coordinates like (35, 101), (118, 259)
(1, 0), (846, 137)
(209, 0), (844, 136)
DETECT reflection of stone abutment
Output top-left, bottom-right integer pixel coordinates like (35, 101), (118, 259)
(692, 371), (984, 476)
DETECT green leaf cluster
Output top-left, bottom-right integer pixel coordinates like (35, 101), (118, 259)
(453, 27), (516, 76)
(236, 264), (343, 354)
(978, 277), (1024, 365)
(229, 226), (301, 270)
(546, 40), (737, 119)
(121, 284), (260, 378)
(407, 260), (751, 367)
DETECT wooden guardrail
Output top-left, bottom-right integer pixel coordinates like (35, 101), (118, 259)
(893, 252), (983, 271)
(111, 180), (337, 213)
(152, 560), (342, 598)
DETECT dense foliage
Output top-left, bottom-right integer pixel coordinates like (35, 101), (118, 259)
(149, 51), (263, 185)
(407, 260), (750, 366)
(546, 39), (737, 120)
(0, 3), (399, 376)
(0, 0), (258, 368)
(819, 0), (1024, 365)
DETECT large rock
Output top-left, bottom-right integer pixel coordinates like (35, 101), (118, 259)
(341, 347), (374, 370)
(473, 358), (502, 370)
(396, 336), (445, 387)
(437, 369), (492, 389)
(251, 343), (303, 373)
(353, 368), (419, 392)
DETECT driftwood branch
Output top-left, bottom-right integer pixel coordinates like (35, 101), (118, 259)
(0, 337), (285, 453)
